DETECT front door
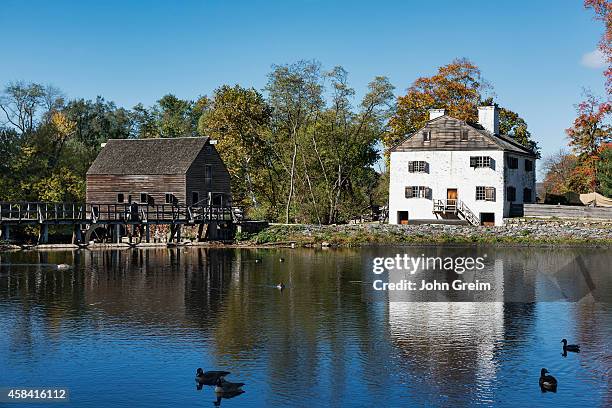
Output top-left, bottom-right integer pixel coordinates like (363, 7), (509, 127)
(447, 189), (458, 209)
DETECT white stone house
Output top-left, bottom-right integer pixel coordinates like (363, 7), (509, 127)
(388, 106), (536, 226)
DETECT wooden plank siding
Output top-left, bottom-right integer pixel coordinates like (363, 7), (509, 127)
(185, 144), (232, 206)
(523, 204), (612, 219)
(85, 137), (232, 207)
(86, 174), (187, 204)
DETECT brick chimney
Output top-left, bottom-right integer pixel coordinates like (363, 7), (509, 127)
(428, 108), (446, 120)
(477, 105), (499, 135)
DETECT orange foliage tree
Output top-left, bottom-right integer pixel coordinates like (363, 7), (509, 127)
(566, 93), (612, 191)
(561, 1), (612, 194)
(386, 58), (538, 159)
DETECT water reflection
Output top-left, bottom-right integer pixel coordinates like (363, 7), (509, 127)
(0, 247), (610, 407)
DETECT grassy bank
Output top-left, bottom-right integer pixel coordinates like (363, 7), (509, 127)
(235, 223), (612, 247)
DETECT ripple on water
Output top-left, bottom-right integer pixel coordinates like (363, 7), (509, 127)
(0, 246), (610, 407)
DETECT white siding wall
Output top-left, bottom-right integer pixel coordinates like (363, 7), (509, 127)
(389, 150), (507, 225)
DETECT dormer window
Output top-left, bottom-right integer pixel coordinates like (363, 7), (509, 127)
(422, 131), (431, 142)
(470, 156), (492, 168)
(408, 161), (428, 173)
(460, 129), (469, 141)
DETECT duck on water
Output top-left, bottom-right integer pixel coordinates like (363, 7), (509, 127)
(561, 338), (580, 352)
(215, 377), (245, 394)
(539, 368), (558, 392)
(195, 368), (230, 385)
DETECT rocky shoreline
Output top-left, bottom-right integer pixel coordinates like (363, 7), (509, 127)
(237, 218), (612, 247)
(2, 218), (611, 251)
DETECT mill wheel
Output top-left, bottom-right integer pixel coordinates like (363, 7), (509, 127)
(84, 224), (110, 243)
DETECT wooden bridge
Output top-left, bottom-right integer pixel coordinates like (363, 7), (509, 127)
(0, 201), (243, 244)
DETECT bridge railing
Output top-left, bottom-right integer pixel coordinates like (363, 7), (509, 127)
(1, 201), (242, 223)
(0, 202), (86, 222)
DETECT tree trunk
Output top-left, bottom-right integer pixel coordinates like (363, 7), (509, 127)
(285, 140), (298, 224)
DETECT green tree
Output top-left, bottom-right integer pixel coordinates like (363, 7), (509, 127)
(597, 146), (612, 197)
(198, 85), (272, 211)
(266, 60), (324, 223)
(62, 97), (132, 171)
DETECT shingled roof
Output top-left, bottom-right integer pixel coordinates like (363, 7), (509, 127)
(87, 137), (210, 175)
(466, 121), (536, 156)
(390, 115), (537, 157)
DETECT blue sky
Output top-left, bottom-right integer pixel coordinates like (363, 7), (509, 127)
(0, 0), (607, 173)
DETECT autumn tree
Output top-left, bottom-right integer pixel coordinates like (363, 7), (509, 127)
(541, 150), (580, 195)
(566, 92), (612, 191)
(198, 85), (272, 211)
(387, 58), (538, 159)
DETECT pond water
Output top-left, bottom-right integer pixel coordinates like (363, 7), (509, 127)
(0, 246), (610, 407)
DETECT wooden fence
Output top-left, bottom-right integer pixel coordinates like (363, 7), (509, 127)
(521, 204), (612, 220)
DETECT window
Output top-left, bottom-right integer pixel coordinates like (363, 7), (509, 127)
(405, 186), (431, 199)
(525, 159), (533, 172)
(422, 130), (431, 142)
(408, 161), (428, 173)
(507, 186), (516, 201)
(507, 156), (518, 169)
(460, 129), (469, 141)
(476, 186), (496, 201)
(192, 191), (200, 204)
(140, 193), (148, 204)
(165, 193), (176, 205)
(204, 165), (212, 186)
(523, 188), (532, 203)
(470, 156), (492, 168)
(117, 193), (125, 203)
(213, 194), (223, 206)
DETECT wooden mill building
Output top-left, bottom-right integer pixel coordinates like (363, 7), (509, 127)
(86, 137), (231, 207)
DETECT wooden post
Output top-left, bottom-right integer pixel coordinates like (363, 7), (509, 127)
(115, 224), (121, 244)
(196, 224), (204, 242)
(1, 225), (9, 241)
(77, 226), (83, 243)
(38, 224), (49, 244)
(145, 224), (150, 243)
(176, 224), (182, 243)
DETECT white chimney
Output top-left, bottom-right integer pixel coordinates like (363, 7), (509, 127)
(477, 105), (499, 135)
(428, 108), (446, 120)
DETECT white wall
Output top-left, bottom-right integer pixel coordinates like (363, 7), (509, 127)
(389, 150), (507, 225)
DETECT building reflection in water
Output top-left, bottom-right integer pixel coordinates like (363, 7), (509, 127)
(0, 246), (610, 407)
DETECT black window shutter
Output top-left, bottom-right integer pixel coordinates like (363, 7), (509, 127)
(408, 161), (414, 172)
(470, 157), (477, 167)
